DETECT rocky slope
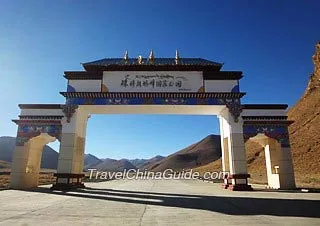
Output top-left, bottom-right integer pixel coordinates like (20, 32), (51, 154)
(286, 42), (320, 186)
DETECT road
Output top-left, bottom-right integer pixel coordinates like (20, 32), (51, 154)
(0, 179), (319, 225)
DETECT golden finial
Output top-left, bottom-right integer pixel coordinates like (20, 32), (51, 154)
(149, 49), (155, 63)
(175, 49), (180, 64)
(124, 50), (129, 61)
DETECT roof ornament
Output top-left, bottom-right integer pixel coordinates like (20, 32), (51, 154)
(123, 50), (129, 62)
(175, 49), (180, 64)
(137, 55), (143, 64)
(149, 49), (155, 63)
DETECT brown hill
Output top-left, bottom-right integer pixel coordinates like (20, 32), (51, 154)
(146, 135), (221, 172)
(193, 141), (266, 183)
(286, 42), (320, 186)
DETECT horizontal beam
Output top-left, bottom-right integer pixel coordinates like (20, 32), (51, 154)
(19, 104), (63, 109)
(242, 104), (288, 110)
(60, 92), (246, 99)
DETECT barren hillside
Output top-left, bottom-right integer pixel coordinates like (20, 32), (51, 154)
(286, 42), (320, 186)
(146, 135), (221, 172)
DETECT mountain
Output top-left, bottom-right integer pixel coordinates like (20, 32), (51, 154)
(146, 135), (221, 172)
(286, 42), (320, 186)
(84, 154), (165, 171)
(129, 155), (165, 169)
(84, 154), (103, 169)
(93, 158), (137, 172)
(128, 158), (148, 169)
(0, 136), (58, 169)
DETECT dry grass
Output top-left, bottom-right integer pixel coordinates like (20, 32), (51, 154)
(0, 171), (55, 189)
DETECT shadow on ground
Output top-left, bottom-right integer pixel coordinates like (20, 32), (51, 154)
(21, 186), (320, 218)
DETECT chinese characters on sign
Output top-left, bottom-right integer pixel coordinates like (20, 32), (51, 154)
(120, 74), (187, 90)
(103, 71), (203, 92)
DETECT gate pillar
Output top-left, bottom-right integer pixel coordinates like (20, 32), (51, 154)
(218, 108), (252, 191)
(52, 105), (89, 190)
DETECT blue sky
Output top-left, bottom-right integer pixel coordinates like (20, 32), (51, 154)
(0, 0), (319, 159)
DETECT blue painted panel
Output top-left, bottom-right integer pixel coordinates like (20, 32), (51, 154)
(231, 84), (240, 92)
(67, 85), (76, 92)
(66, 97), (228, 105)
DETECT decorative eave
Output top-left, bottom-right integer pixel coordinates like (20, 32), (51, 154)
(242, 104), (288, 110)
(242, 116), (288, 121)
(203, 71), (243, 80)
(243, 120), (294, 125)
(18, 104), (63, 109)
(12, 119), (62, 125)
(60, 92), (246, 99)
(64, 71), (103, 80)
(18, 115), (64, 120)
(64, 70), (242, 80)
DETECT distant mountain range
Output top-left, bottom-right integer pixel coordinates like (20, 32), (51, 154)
(82, 135), (222, 172)
(0, 134), (220, 173)
(83, 155), (165, 171)
(0, 136), (166, 172)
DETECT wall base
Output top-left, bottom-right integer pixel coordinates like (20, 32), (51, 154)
(222, 174), (253, 191)
(51, 173), (85, 191)
(227, 184), (253, 191)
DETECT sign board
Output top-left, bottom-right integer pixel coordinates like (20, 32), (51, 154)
(102, 71), (203, 92)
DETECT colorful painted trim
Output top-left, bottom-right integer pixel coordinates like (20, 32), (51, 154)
(60, 92), (245, 99)
(243, 123), (291, 148)
(12, 120), (62, 146)
(64, 97), (236, 105)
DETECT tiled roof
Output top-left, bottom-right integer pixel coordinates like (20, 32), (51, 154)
(82, 58), (222, 67)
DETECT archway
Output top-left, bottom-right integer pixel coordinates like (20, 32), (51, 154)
(10, 133), (57, 189)
(10, 54), (296, 191)
(248, 133), (295, 189)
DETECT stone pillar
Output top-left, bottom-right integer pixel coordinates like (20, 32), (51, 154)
(218, 116), (230, 188)
(10, 133), (56, 189)
(52, 106), (88, 190)
(252, 135), (296, 189)
(219, 108), (252, 191)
